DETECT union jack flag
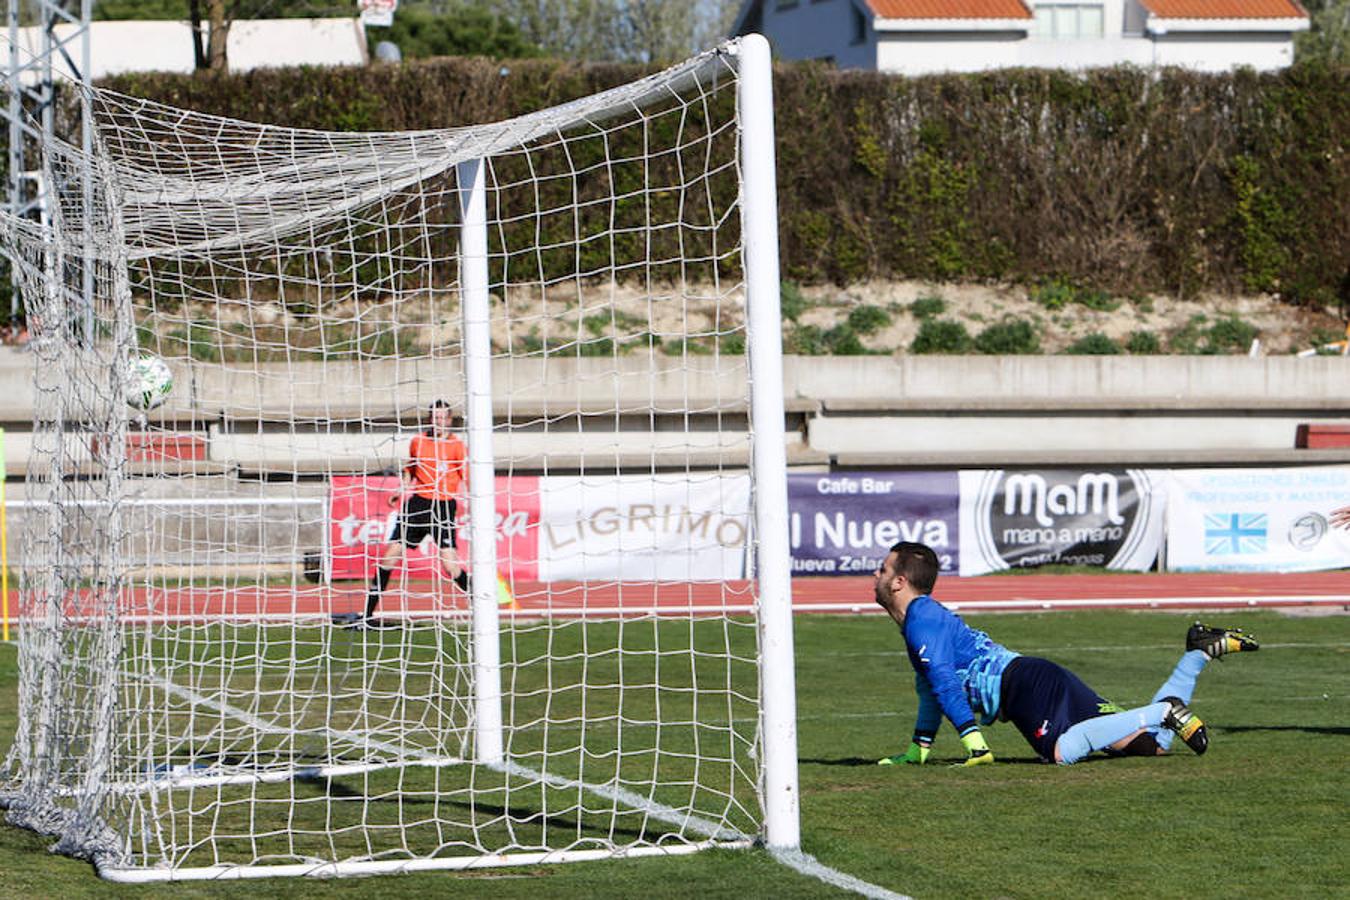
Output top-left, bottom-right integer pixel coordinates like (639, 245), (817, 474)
(1204, 513), (1267, 555)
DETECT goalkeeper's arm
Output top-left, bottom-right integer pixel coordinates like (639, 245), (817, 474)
(907, 611), (996, 766)
(881, 673), (941, 765)
(953, 723), (993, 767)
(908, 672), (942, 763)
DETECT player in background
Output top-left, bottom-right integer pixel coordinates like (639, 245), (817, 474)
(872, 541), (1259, 767)
(362, 400), (468, 622)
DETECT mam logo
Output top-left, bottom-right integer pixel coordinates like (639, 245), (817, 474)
(1002, 473), (1124, 528)
(985, 470), (1144, 569)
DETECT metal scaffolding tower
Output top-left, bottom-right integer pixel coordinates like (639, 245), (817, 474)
(4, 0), (91, 319)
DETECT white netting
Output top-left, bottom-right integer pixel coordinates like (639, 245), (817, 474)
(0, 39), (777, 879)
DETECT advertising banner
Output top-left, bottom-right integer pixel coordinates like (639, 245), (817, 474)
(536, 473), (750, 582)
(787, 471), (959, 576)
(1164, 466), (1350, 572)
(358, 0), (397, 27)
(959, 468), (1165, 576)
(327, 475), (540, 581)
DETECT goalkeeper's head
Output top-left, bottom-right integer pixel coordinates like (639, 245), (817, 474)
(880, 542), (934, 599)
(874, 541), (940, 614)
(428, 399), (461, 432)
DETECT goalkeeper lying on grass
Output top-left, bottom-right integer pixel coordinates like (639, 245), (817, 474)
(872, 541), (1259, 767)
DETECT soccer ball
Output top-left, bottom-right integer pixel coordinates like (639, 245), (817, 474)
(126, 354), (174, 411)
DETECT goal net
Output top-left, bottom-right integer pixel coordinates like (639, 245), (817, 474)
(0, 36), (798, 880)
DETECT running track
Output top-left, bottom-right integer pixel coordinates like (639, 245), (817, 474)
(45, 571), (1349, 623)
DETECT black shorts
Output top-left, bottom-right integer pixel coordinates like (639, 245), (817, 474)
(999, 657), (1114, 762)
(390, 494), (457, 550)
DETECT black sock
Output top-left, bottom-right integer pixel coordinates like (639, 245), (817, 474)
(366, 567), (392, 618)
(454, 570), (469, 591)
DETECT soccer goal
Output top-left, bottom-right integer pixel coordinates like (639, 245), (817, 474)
(0, 35), (800, 880)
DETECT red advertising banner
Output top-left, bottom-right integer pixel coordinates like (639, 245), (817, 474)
(327, 475), (540, 582)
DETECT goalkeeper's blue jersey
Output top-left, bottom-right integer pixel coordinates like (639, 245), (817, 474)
(903, 595), (1020, 732)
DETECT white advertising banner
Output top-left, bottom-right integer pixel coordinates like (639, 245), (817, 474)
(358, 0), (397, 26)
(537, 473), (751, 582)
(1164, 466), (1350, 572)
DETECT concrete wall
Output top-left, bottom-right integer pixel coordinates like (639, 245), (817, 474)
(5, 480), (328, 570)
(4, 351), (1347, 421)
(781, 356), (1350, 409)
(874, 31), (1296, 73)
(875, 32), (1028, 73)
(1151, 31), (1296, 72)
(2, 352), (1347, 474)
(20, 19), (367, 83)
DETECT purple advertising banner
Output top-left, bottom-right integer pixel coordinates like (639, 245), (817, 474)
(788, 471), (960, 576)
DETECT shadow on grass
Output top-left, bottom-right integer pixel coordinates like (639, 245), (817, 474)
(1216, 724), (1350, 736)
(801, 755), (1081, 767)
(299, 776), (654, 842)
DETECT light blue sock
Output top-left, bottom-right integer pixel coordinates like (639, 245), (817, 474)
(1149, 650), (1209, 751)
(1056, 702), (1170, 765)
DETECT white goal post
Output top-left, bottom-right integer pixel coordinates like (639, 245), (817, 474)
(0, 34), (800, 880)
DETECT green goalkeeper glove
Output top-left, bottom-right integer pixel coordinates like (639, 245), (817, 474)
(877, 742), (930, 766)
(953, 729), (994, 768)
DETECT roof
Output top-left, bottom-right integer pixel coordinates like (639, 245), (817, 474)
(1138, 0), (1306, 17)
(864, 0), (1032, 19)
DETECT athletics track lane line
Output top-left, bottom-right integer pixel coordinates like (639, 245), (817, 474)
(95, 569), (1350, 621)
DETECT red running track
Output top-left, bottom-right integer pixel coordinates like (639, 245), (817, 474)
(44, 571), (1348, 623)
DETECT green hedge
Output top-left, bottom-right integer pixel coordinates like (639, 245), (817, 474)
(98, 59), (1350, 304)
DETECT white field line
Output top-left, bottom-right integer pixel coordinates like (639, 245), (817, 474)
(771, 849), (913, 900)
(134, 671), (751, 842)
(825, 640), (1350, 657)
(130, 672), (454, 793)
(495, 758), (749, 844)
(27, 595), (1350, 628)
(133, 669), (897, 898)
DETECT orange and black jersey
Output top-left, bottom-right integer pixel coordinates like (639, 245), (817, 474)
(406, 429), (466, 501)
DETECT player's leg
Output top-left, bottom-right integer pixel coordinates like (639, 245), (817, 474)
(367, 496), (428, 618)
(1000, 657), (1197, 764)
(1186, 621), (1261, 661)
(1056, 703), (1173, 763)
(438, 547), (468, 591)
(999, 657), (1098, 763)
(1148, 622), (1260, 750)
(434, 498), (469, 591)
(365, 542), (403, 619)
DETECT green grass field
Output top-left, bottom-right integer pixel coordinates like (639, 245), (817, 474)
(0, 609), (1346, 898)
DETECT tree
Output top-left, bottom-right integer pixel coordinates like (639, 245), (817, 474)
(1297, 0), (1350, 65)
(367, 4), (541, 59)
(94, 0), (190, 17)
(480, 0), (740, 63)
(478, 0), (618, 61)
(615, 0), (695, 65)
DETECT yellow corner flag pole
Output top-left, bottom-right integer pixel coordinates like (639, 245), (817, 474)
(496, 572), (519, 611)
(1, 427), (8, 642)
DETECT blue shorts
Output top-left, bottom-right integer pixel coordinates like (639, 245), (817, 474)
(999, 657), (1112, 762)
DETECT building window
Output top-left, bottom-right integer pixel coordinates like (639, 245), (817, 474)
(776, 0), (800, 9)
(1032, 3), (1105, 37)
(851, 4), (867, 43)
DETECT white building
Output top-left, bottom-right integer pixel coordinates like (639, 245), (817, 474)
(12, 18), (368, 82)
(731, 0), (1310, 73)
